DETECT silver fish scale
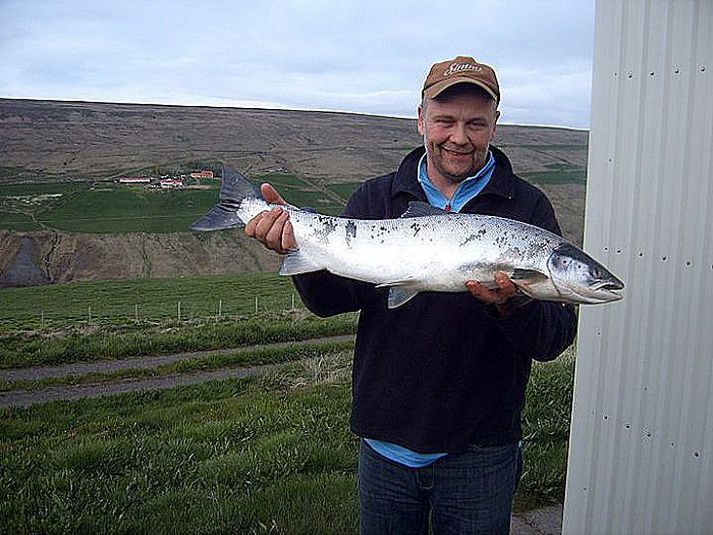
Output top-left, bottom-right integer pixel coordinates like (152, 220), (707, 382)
(288, 209), (564, 292)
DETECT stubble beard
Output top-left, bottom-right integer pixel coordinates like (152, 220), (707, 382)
(431, 143), (488, 184)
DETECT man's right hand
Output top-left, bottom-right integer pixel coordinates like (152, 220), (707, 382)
(244, 184), (297, 255)
(245, 184), (297, 254)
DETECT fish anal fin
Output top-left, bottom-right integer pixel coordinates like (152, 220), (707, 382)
(279, 249), (325, 276)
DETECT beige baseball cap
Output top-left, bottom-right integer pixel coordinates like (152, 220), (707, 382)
(422, 56), (500, 103)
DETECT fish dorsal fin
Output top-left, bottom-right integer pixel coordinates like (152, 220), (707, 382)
(401, 202), (447, 218)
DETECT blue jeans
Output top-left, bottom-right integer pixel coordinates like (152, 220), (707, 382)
(358, 440), (522, 534)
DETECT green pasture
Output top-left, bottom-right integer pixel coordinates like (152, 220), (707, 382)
(0, 272), (358, 368)
(0, 310), (357, 369)
(0, 272), (302, 327)
(0, 348), (575, 533)
(0, 210), (40, 231)
(0, 173), (350, 232)
(37, 187), (218, 233)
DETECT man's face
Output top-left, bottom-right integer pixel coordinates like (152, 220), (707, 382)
(417, 88), (499, 187)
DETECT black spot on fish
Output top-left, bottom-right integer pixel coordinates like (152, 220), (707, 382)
(410, 222), (421, 237)
(312, 216), (338, 243)
(345, 220), (357, 246)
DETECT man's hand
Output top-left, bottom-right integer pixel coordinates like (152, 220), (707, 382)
(465, 271), (531, 316)
(244, 184), (297, 255)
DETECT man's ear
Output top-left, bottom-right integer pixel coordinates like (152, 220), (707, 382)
(417, 105), (425, 136)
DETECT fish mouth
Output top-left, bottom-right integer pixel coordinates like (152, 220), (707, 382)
(587, 279), (625, 301)
(590, 279), (625, 292)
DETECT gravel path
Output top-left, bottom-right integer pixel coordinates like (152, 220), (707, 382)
(0, 334), (354, 408)
(0, 335), (355, 382)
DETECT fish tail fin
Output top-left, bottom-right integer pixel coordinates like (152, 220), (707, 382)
(190, 165), (268, 231)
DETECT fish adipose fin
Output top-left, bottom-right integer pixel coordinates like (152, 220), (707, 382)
(401, 202), (448, 218)
(190, 165), (262, 231)
(279, 249), (325, 276)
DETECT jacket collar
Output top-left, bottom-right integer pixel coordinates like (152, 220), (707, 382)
(392, 145), (516, 201)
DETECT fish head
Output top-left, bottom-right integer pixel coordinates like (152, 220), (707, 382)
(546, 243), (625, 304)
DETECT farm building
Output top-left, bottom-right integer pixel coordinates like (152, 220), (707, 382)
(190, 170), (214, 179)
(159, 179), (184, 189)
(118, 177), (150, 184)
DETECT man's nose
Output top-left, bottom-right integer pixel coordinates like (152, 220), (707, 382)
(449, 123), (468, 145)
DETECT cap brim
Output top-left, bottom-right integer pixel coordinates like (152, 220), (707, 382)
(423, 78), (498, 101)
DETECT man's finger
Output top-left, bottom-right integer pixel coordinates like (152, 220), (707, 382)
(282, 220), (297, 252)
(264, 210), (289, 252)
(261, 183), (288, 205)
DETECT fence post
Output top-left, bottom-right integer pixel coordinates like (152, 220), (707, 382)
(255, 296), (259, 314)
(218, 299), (222, 318)
(88, 306), (92, 321)
(135, 304), (138, 321)
(178, 301), (181, 321)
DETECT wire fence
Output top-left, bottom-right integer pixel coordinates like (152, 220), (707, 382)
(0, 293), (306, 330)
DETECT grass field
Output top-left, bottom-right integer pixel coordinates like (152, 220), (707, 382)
(0, 349), (575, 533)
(0, 272), (358, 369)
(38, 187), (218, 233)
(0, 210), (39, 231)
(0, 272), (304, 327)
(0, 172), (349, 233)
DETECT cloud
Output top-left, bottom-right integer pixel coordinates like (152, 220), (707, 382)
(0, 0), (595, 127)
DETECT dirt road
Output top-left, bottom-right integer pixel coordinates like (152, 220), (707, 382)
(0, 334), (354, 408)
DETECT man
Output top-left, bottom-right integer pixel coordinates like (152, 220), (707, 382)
(246, 56), (577, 534)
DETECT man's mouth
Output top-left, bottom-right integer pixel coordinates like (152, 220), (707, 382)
(442, 147), (473, 156)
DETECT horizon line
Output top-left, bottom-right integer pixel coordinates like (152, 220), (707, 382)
(0, 95), (590, 132)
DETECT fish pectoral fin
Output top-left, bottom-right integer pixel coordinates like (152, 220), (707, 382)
(509, 268), (549, 282)
(400, 202), (448, 218)
(279, 249), (325, 276)
(387, 287), (420, 309)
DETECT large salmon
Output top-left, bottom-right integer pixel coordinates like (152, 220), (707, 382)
(192, 166), (624, 307)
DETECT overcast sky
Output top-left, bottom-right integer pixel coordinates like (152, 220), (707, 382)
(0, 0), (595, 128)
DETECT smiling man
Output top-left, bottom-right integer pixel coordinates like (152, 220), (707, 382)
(418, 57), (500, 201)
(246, 56), (577, 534)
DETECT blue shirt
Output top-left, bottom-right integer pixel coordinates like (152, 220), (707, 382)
(417, 150), (495, 212)
(365, 150), (496, 468)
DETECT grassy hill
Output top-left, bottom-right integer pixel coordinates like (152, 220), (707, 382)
(0, 98), (587, 287)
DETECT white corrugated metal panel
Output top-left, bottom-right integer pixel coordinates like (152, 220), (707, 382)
(563, 1), (713, 533)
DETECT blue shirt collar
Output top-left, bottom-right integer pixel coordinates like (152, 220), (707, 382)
(417, 150), (496, 212)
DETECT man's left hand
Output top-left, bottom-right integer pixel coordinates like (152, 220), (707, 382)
(465, 272), (529, 316)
